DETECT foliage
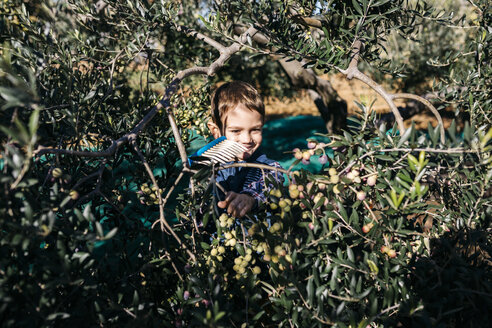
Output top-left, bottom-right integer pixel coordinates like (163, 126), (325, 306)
(0, 0), (491, 327)
(0, 0), (198, 325)
(206, 0), (443, 72)
(168, 105), (491, 327)
(374, 0), (473, 91)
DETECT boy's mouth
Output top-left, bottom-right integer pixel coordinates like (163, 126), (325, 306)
(239, 149), (254, 159)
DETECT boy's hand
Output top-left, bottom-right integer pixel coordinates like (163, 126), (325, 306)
(218, 191), (255, 217)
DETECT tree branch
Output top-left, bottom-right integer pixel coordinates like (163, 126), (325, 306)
(175, 25), (227, 53)
(233, 24), (347, 133)
(72, 163), (106, 191)
(74, 163), (106, 207)
(338, 40), (406, 133)
(218, 162), (290, 175)
(392, 93), (445, 143)
(35, 26), (257, 169)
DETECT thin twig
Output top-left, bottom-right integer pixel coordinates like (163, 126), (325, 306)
(9, 158), (30, 190)
(363, 199), (379, 223)
(72, 164), (106, 190)
(131, 139), (196, 261)
(175, 25), (226, 53)
(162, 171), (185, 208)
(162, 251), (184, 281)
(74, 164), (106, 206)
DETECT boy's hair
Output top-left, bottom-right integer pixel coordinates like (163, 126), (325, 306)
(210, 81), (265, 132)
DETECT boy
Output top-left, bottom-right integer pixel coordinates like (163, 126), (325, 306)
(207, 81), (284, 218)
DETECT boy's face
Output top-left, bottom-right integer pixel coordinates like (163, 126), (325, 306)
(209, 104), (263, 160)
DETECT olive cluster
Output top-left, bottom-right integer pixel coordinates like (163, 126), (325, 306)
(223, 230), (237, 247)
(207, 238), (261, 279)
(269, 188), (300, 219)
(209, 245), (226, 263)
(292, 139), (329, 165)
(218, 213), (235, 228)
(380, 245), (397, 258)
(137, 183), (162, 205)
(249, 239), (292, 272)
(232, 248), (261, 279)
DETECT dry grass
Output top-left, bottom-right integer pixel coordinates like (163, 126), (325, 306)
(265, 73), (454, 129)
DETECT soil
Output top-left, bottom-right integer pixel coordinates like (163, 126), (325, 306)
(264, 73), (453, 130)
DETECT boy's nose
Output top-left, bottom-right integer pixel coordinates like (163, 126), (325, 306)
(239, 133), (253, 144)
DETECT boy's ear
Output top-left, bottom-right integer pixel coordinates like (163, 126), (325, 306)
(207, 121), (221, 139)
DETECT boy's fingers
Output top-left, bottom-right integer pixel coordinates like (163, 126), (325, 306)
(239, 199), (254, 217)
(227, 197), (243, 216)
(224, 191), (236, 202)
(218, 192), (254, 217)
(229, 195), (254, 217)
(239, 207), (248, 218)
(237, 202), (252, 218)
(218, 192), (236, 209)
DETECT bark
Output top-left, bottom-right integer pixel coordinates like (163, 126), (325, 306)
(278, 59), (347, 133)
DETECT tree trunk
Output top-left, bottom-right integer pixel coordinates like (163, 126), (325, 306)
(278, 59), (347, 133)
(233, 25), (347, 133)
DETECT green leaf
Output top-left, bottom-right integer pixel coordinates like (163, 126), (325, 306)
(82, 90), (96, 102)
(13, 119), (30, 144)
(397, 125), (413, 147)
(330, 266), (338, 290)
(307, 278), (314, 304)
(337, 201), (348, 220)
(366, 259), (379, 274)
(28, 108), (40, 136)
(347, 246), (354, 262)
(252, 310), (265, 321)
(235, 243), (245, 256)
(215, 311), (226, 321)
(396, 172), (413, 184)
(103, 227), (118, 240)
(352, 0), (363, 15)
(370, 297), (378, 316)
(95, 221), (104, 237)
